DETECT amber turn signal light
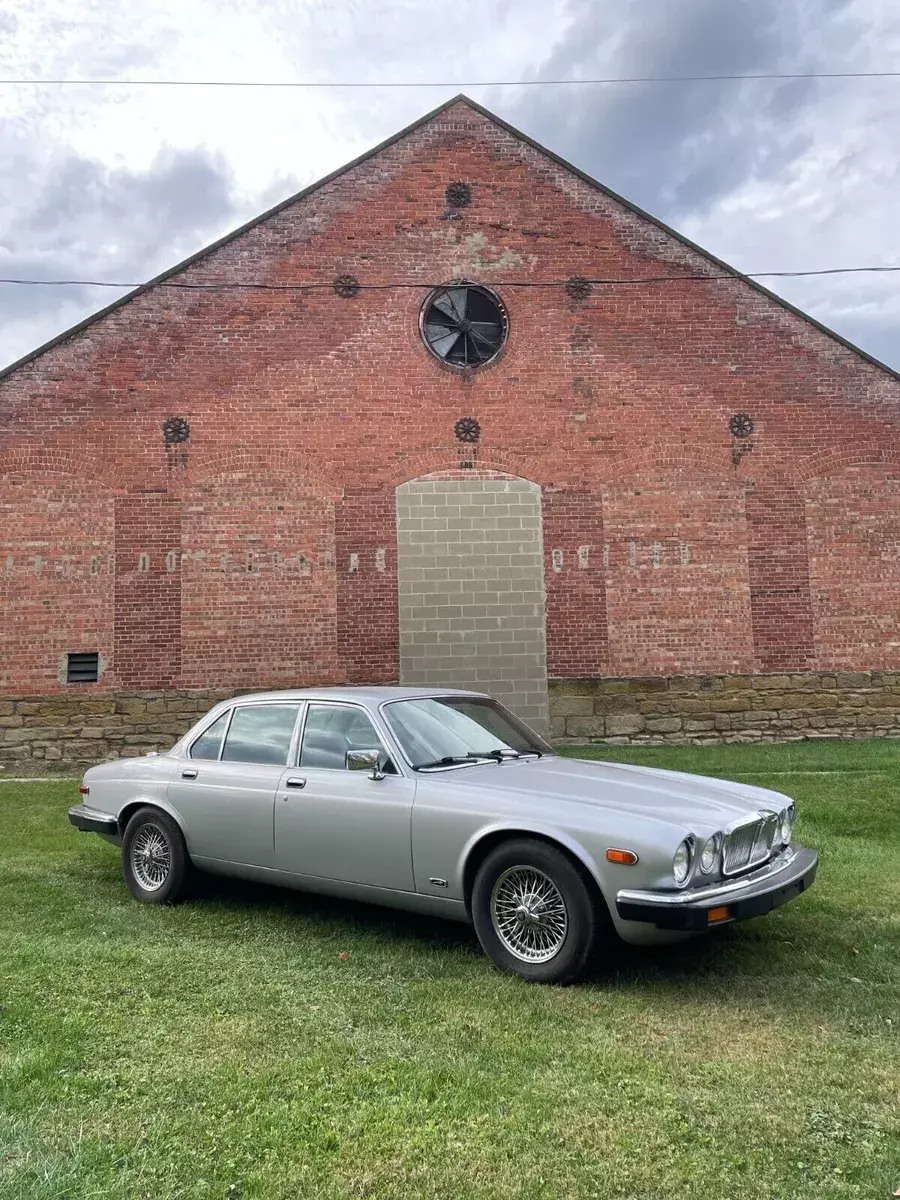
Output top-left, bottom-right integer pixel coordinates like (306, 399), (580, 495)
(606, 848), (638, 865)
(707, 905), (731, 924)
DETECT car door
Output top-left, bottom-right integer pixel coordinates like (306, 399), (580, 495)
(274, 701), (416, 891)
(167, 701), (302, 868)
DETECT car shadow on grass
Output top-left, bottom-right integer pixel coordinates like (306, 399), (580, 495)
(188, 870), (834, 1002)
(191, 870), (481, 955)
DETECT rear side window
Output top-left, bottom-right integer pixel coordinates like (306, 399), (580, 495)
(190, 711), (231, 760)
(221, 704), (300, 765)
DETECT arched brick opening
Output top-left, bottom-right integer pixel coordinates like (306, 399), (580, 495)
(395, 470), (549, 733)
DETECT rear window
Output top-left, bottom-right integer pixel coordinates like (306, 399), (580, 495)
(221, 704), (300, 765)
(190, 711), (230, 760)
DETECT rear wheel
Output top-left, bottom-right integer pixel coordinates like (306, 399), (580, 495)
(471, 839), (606, 984)
(122, 806), (194, 904)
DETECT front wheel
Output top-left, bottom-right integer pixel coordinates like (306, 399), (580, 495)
(122, 806), (194, 904)
(471, 839), (606, 985)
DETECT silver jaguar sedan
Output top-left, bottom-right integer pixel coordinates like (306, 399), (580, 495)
(69, 687), (817, 984)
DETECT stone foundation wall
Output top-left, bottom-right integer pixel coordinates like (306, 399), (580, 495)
(0, 690), (237, 768)
(3, 672), (900, 768)
(550, 671), (900, 745)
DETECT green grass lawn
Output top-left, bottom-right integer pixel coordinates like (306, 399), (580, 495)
(1, 741), (898, 1200)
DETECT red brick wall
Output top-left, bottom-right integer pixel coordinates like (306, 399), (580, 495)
(335, 487), (398, 683)
(543, 489), (608, 676)
(180, 470), (339, 689)
(114, 495), (181, 688)
(1, 99), (899, 696)
(806, 465), (900, 670)
(0, 474), (115, 690)
(601, 470), (754, 675)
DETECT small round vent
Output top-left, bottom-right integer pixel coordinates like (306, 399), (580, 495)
(454, 417), (481, 443)
(333, 274), (360, 298)
(162, 416), (190, 445)
(445, 181), (472, 208)
(420, 283), (508, 369)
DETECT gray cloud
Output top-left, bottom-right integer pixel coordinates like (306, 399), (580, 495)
(0, 0), (895, 373)
(0, 142), (244, 365)
(495, 0), (843, 220)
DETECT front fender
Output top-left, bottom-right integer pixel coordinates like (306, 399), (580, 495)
(457, 820), (610, 907)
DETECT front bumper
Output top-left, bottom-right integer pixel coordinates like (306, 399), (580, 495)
(68, 804), (119, 836)
(616, 844), (818, 931)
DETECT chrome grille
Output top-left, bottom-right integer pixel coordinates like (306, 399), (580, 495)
(723, 813), (777, 875)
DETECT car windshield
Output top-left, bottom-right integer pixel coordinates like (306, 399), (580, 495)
(383, 697), (552, 770)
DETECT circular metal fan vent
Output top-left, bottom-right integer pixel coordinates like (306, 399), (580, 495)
(420, 283), (508, 369)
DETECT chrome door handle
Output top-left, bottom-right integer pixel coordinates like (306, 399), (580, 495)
(181, 768), (198, 779)
(285, 777), (307, 788)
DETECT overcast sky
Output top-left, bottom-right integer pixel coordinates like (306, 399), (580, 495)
(0, 0), (897, 372)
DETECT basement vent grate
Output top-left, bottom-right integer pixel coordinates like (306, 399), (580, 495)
(66, 652), (99, 684)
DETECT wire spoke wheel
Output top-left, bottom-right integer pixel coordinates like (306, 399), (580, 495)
(130, 822), (172, 891)
(490, 865), (569, 963)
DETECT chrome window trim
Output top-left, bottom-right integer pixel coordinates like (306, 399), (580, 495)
(213, 700), (304, 768)
(295, 699), (405, 776)
(618, 846), (801, 907)
(188, 706), (236, 762)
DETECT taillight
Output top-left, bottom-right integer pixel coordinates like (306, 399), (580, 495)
(79, 785), (90, 796)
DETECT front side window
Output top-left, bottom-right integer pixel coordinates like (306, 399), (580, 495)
(220, 704), (300, 765)
(384, 697), (551, 770)
(299, 704), (388, 771)
(190, 711), (231, 760)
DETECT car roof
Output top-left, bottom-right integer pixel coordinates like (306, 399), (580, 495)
(224, 686), (489, 705)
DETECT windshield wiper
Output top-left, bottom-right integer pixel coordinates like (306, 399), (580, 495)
(414, 753), (493, 770)
(415, 749), (538, 770)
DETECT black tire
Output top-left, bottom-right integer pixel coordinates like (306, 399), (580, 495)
(471, 839), (607, 985)
(122, 806), (194, 905)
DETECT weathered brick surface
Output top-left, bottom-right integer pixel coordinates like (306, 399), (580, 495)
(1, 98), (900, 742)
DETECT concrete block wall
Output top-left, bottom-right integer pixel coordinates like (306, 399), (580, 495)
(397, 477), (549, 732)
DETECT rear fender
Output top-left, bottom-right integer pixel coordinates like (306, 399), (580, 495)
(116, 795), (189, 843)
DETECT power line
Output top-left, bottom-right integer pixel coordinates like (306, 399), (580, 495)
(1, 71), (900, 88)
(0, 265), (898, 291)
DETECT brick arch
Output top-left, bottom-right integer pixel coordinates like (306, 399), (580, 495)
(178, 446), (342, 500)
(796, 443), (900, 483)
(0, 443), (124, 494)
(603, 446), (735, 484)
(394, 470), (550, 730)
(386, 446), (544, 489)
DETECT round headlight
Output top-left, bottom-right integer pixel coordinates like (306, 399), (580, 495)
(673, 838), (693, 886)
(699, 833), (722, 874)
(780, 805), (795, 845)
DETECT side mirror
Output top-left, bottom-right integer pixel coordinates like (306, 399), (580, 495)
(345, 748), (387, 780)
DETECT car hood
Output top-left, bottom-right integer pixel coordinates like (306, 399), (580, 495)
(435, 754), (789, 828)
